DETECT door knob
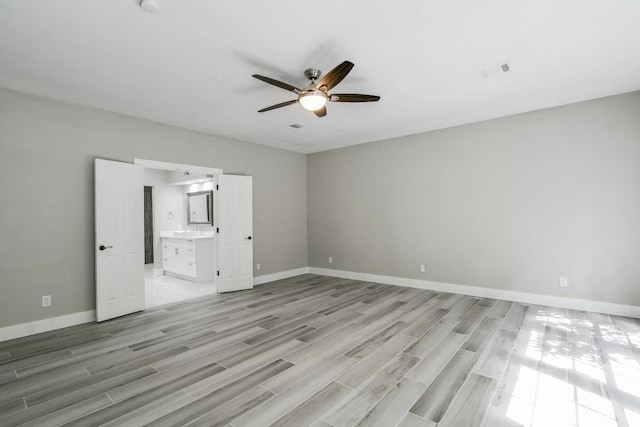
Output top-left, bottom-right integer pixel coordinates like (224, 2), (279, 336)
(245, 236), (252, 240)
(99, 245), (113, 251)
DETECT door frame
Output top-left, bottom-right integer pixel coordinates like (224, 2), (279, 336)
(134, 158), (223, 291)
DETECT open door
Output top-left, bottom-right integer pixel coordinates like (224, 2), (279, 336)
(217, 174), (253, 293)
(95, 159), (145, 321)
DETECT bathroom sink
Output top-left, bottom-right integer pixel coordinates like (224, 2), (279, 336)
(173, 230), (201, 237)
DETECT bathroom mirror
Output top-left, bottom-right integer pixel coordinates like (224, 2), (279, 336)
(187, 190), (213, 225)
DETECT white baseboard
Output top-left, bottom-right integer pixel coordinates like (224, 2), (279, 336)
(309, 267), (640, 318)
(4, 265), (635, 344)
(0, 310), (96, 343)
(254, 267), (311, 286)
(1, 267), (310, 343)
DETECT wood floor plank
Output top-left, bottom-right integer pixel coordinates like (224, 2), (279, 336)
(218, 325), (314, 368)
(19, 394), (113, 427)
(299, 312), (365, 342)
(487, 300), (512, 319)
(103, 390), (195, 427)
(0, 348), (73, 376)
(409, 349), (480, 423)
(0, 363), (90, 407)
(284, 322), (364, 364)
(270, 381), (352, 427)
(27, 364), (156, 411)
(405, 308), (450, 338)
(153, 337), (253, 371)
(65, 363), (226, 426)
(0, 398), (25, 418)
(184, 340), (303, 400)
(447, 296), (480, 320)
(404, 318), (459, 358)
(463, 316), (502, 353)
(0, 370), (17, 386)
(500, 303), (529, 331)
(323, 353), (419, 427)
(453, 305), (489, 335)
(232, 356), (357, 427)
(344, 321), (408, 361)
(143, 359), (293, 427)
(397, 412), (437, 427)
(405, 332), (467, 386)
(261, 337), (360, 394)
(354, 377), (427, 427)
(337, 333), (415, 389)
(473, 329), (518, 380)
(184, 386), (273, 427)
(0, 274), (636, 427)
(481, 302), (541, 427)
(438, 373), (497, 427)
(107, 351), (231, 402)
(242, 313), (319, 346)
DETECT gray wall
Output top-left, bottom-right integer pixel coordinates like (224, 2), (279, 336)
(0, 88), (308, 328)
(308, 92), (640, 306)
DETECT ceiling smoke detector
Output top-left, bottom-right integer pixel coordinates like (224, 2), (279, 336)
(140, 0), (158, 13)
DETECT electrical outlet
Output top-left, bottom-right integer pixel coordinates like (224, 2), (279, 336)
(559, 277), (569, 288)
(420, 264), (426, 273)
(328, 256), (333, 264)
(42, 295), (52, 307)
(256, 263), (261, 271)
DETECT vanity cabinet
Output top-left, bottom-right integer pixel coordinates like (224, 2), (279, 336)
(162, 237), (215, 282)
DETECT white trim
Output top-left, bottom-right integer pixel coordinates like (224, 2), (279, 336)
(254, 267), (311, 286)
(6, 265), (636, 343)
(0, 311), (96, 343)
(309, 267), (640, 318)
(134, 158), (223, 175)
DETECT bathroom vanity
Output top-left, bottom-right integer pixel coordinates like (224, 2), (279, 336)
(161, 232), (215, 282)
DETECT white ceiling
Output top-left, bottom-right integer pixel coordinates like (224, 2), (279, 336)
(1, 1), (639, 153)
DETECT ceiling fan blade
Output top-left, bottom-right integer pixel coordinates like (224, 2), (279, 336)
(314, 106), (327, 117)
(329, 94), (380, 103)
(317, 61), (354, 92)
(252, 75), (301, 94)
(258, 99), (298, 113)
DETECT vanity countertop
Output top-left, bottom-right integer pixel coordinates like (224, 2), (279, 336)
(160, 231), (214, 240)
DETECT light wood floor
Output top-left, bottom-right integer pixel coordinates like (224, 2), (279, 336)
(1, 274), (639, 426)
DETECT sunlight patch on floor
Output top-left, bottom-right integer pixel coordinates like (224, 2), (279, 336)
(504, 308), (635, 427)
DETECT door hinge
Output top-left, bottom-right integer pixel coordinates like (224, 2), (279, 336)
(217, 270), (220, 276)
(216, 184), (219, 190)
(216, 227), (219, 233)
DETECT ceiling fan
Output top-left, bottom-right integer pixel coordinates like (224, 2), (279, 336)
(252, 61), (380, 117)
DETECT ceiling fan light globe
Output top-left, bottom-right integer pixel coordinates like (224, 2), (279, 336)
(299, 91), (328, 111)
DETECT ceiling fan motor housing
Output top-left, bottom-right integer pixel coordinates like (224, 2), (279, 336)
(304, 68), (322, 81)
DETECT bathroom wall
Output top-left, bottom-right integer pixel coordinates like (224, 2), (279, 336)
(142, 168), (184, 266)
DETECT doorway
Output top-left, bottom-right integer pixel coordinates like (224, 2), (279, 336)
(95, 158), (253, 321)
(141, 163), (219, 308)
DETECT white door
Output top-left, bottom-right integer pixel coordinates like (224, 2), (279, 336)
(95, 159), (145, 321)
(217, 174), (253, 293)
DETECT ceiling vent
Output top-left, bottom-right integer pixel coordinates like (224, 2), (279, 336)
(140, 0), (158, 13)
(501, 63), (510, 73)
